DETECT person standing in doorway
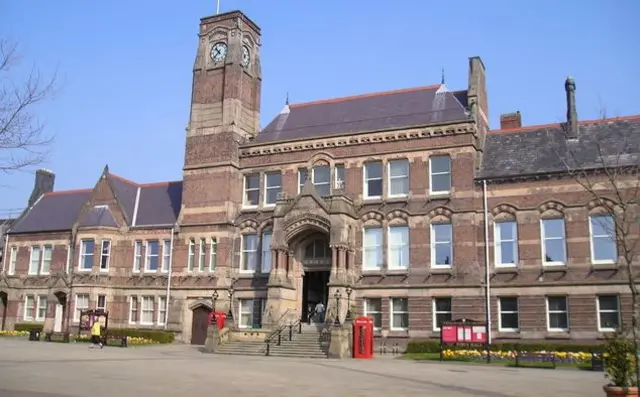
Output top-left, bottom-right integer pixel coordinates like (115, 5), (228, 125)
(314, 301), (325, 323)
(90, 319), (103, 349)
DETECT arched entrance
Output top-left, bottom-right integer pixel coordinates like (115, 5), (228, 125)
(191, 305), (212, 345)
(0, 292), (7, 331)
(52, 291), (67, 333)
(299, 232), (331, 324)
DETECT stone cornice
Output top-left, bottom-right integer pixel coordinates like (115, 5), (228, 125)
(240, 122), (477, 158)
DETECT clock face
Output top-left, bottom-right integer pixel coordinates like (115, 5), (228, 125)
(242, 45), (250, 67)
(210, 42), (227, 63)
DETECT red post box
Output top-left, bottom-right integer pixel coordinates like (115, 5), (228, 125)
(353, 316), (374, 359)
(214, 311), (227, 330)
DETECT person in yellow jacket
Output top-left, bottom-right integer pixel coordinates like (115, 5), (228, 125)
(90, 320), (103, 349)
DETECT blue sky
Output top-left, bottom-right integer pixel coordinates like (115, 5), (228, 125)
(1, 0), (638, 216)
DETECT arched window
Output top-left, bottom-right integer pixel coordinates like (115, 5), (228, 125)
(304, 238), (329, 259)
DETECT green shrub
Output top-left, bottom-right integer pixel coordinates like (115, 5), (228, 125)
(14, 323), (43, 332)
(405, 339), (603, 354)
(106, 329), (175, 344)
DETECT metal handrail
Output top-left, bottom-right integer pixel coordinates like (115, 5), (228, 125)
(265, 315), (302, 356)
(265, 309), (291, 341)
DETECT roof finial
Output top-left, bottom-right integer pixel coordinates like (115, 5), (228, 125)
(285, 92), (289, 106)
(441, 68), (445, 85)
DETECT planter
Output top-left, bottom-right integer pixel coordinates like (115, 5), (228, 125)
(604, 385), (639, 397)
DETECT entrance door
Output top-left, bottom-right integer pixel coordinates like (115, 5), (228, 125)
(0, 293), (7, 331)
(53, 303), (63, 332)
(191, 306), (212, 345)
(302, 271), (330, 323)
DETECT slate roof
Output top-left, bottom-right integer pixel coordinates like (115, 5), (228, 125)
(9, 174), (182, 234)
(253, 85), (471, 144)
(478, 116), (640, 180)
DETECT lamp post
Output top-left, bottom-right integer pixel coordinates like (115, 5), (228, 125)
(345, 286), (353, 321)
(333, 290), (342, 326)
(212, 290), (219, 312)
(227, 286), (235, 321)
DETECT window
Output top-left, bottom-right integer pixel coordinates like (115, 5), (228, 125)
(158, 297), (167, 325)
(8, 246), (17, 275)
(23, 295), (35, 321)
(388, 159), (409, 197)
(239, 299), (254, 329)
(65, 244), (71, 274)
(546, 296), (569, 332)
(433, 297), (452, 331)
(36, 296), (47, 321)
(494, 221), (518, 267)
(298, 168), (308, 192)
(541, 218), (566, 266)
(364, 161), (383, 199)
(162, 240), (171, 272)
(29, 246), (41, 275)
(79, 240), (95, 271)
(241, 234), (258, 273)
(498, 297), (519, 332)
(100, 240), (110, 271)
(145, 240), (159, 272)
(388, 226), (409, 270)
(261, 232), (272, 273)
(187, 239), (195, 272)
(429, 156), (451, 195)
(74, 294), (89, 322)
(597, 295), (620, 332)
(209, 238), (217, 271)
(141, 296), (154, 325)
(133, 241), (142, 272)
(334, 165), (345, 190)
(243, 173), (260, 207)
(264, 171), (282, 205)
(431, 223), (453, 268)
(41, 245), (52, 274)
(129, 296), (139, 324)
(198, 238), (206, 272)
(590, 215), (617, 264)
(363, 228), (383, 271)
(97, 295), (107, 312)
(364, 298), (382, 330)
(390, 298), (408, 331)
(312, 166), (331, 197)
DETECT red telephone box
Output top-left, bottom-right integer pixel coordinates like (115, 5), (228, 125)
(214, 312), (227, 330)
(353, 316), (374, 359)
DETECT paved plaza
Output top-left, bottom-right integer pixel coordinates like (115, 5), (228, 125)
(0, 339), (605, 397)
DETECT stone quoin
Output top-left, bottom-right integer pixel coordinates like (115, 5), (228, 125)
(0, 10), (638, 348)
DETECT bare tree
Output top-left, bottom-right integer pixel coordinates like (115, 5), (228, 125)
(0, 38), (58, 174)
(560, 117), (640, 382)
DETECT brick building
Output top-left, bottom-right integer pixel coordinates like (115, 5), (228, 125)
(1, 10), (638, 345)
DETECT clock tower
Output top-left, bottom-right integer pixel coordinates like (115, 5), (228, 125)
(180, 10), (261, 222)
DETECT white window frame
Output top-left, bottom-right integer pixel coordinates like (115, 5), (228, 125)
(297, 168), (308, 193)
(430, 223), (453, 268)
(23, 295), (35, 321)
(597, 295), (621, 332)
(36, 295), (47, 321)
(494, 221), (519, 268)
(65, 244), (71, 274)
(239, 298), (254, 329)
(209, 238), (217, 271)
(311, 165), (331, 197)
(334, 164), (345, 192)
(140, 296), (155, 325)
(100, 240), (110, 271)
(79, 240), (94, 272)
(144, 240), (160, 272)
(133, 241), (142, 272)
(541, 218), (567, 266)
(389, 297), (409, 331)
(97, 295), (107, 312)
(240, 234), (258, 274)
(161, 240), (171, 273)
(546, 296), (569, 332)
(157, 296), (167, 326)
(263, 171), (282, 206)
(198, 238), (206, 272)
(387, 225), (409, 270)
(432, 297), (452, 332)
(363, 161), (383, 199)
(40, 245), (52, 275)
(74, 294), (89, 323)
(362, 227), (383, 271)
(8, 246), (17, 275)
(497, 297), (519, 332)
(129, 296), (139, 324)
(242, 173), (260, 208)
(28, 246), (41, 275)
(387, 159), (409, 198)
(363, 298), (382, 331)
(187, 239), (195, 272)
(261, 231), (272, 274)
(589, 215), (618, 265)
(429, 155), (451, 195)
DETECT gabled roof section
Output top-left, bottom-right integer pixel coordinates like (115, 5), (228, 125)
(78, 205), (119, 228)
(10, 190), (91, 233)
(134, 181), (183, 227)
(253, 85), (471, 144)
(478, 115), (640, 180)
(108, 174), (139, 224)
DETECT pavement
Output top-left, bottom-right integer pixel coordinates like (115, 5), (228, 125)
(0, 339), (605, 397)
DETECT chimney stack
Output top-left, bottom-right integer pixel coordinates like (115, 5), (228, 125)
(500, 111), (522, 130)
(565, 76), (579, 139)
(27, 169), (55, 208)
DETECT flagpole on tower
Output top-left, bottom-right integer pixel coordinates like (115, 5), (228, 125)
(216, 0), (220, 14)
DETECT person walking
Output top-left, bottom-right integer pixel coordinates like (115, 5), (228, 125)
(90, 320), (103, 349)
(314, 301), (325, 323)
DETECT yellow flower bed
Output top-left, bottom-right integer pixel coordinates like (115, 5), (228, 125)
(0, 330), (29, 337)
(442, 349), (596, 363)
(75, 334), (158, 345)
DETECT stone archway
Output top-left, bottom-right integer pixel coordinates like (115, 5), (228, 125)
(52, 291), (67, 333)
